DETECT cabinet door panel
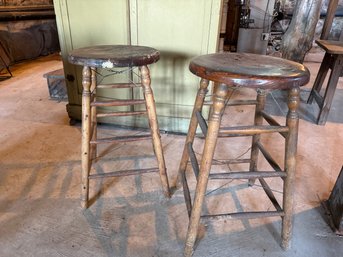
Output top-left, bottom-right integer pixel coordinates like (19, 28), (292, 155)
(54, 0), (130, 120)
(130, 0), (222, 132)
(67, 0), (129, 47)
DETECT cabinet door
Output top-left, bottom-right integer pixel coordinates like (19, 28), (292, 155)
(129, 0), (222, 132)
(54, 0), (130, 119)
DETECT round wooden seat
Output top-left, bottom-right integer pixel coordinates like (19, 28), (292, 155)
(189, 52), (310, 89)
(68, 45), (160, 68)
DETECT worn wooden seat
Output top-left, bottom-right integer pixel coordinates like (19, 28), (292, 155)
(68, 45), (170, 209)
(68, 45), (160, 68)
(307, 40), (343, 125)
(178, 52), (310, 257)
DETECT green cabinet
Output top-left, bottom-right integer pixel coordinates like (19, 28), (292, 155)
(54, 0), (223, 133)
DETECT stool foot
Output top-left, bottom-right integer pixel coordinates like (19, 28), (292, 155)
(184, 243), (194, 257)
(81, 181), (89, 209)
(281, 236), (291, 250)
(81, 199), (88, 209)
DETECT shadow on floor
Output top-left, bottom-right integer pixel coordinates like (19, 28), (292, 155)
(1, 156), (342, 257)
(265, 88), (343, 125)
(192, 205), (343, 257)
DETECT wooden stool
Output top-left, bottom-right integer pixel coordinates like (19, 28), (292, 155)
(177, 52), (310, 256)
(68, 45), (170, 208)
(307, 40), (343, 125)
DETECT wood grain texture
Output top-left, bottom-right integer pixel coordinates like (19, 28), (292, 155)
(281, 0), (322, 63)
(189, 53), (310, 89)
(68, 45), (159, 68)
(316, 40), (343, 54)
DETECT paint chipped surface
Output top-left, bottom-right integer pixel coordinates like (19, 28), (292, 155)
(102, 60), (114, 69)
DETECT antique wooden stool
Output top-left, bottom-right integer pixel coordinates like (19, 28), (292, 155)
(177, 52), (310, 256)
(68, 45), (170, 209)
(307, 40), (343, 125)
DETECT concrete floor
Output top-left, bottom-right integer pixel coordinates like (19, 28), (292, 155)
(0, 53), (342, 257)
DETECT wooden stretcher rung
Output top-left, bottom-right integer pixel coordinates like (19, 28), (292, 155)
(201, 210), (284, 221)
(212, 158), (252, 165)
(97, 83), (142, 88)
(260, 111), (282, 126)
(187, 142), (199, 179)
(90, 134), (151, 144)
(209, 171), (286, 180)
(204, 99), (258, 106)
(259, 177), (283, 212)
(89, 167), (159, 179)
(180, 171), (193, 218)
(312, 89), (324, 108)
(91, 99), (146, 107)
(260, 111), (287, 138)
(97, 110), (147, 118)
(195, 110), (208, 136)
(256, 142), (282, 172)
(90, 123), (95, 141)
(219, 125), (288, 136)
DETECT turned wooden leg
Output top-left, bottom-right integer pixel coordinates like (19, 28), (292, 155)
(281, 87), (300, 250)
(317, 55), (343, 125)
(184, 83), (230, 257)
(140, 65), (170, 198)
(81, 66), (92, 209)
(90, 67), (97, 160)
(307, 53), (330, 104)
(177, 79), (209, 215)
(249, 89), (266, 186)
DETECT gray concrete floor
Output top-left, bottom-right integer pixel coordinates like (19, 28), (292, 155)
(0, 54), (342, 257)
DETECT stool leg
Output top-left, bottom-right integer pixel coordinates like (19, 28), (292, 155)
(140, 65), (170, 198)
(307, 53), (330, 104)
(249, 89), (266, 186)
(81, 66), (92, 209)
(282, 87), (300, 249)
(90, 68), (97, 160)
(317, 55), (343, 125)
(177, 79), (209, 214)
(184, 83), (230, 257)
